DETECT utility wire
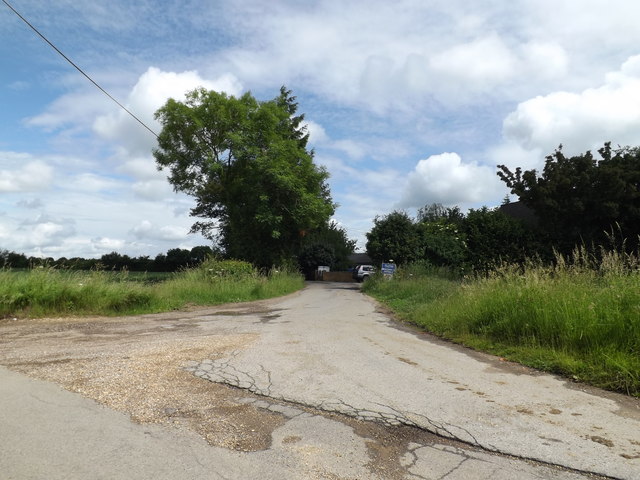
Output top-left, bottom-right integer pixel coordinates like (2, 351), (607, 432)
(2, 0), (159, 138)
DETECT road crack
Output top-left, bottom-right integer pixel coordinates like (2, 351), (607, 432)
(187, 358), (620, 480)
(188, 359), (495, 449)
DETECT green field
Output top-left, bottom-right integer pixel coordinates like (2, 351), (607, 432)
(363, 251), (640, 397)
(0, 259), (303, 318)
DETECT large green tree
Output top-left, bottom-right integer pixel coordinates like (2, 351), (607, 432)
(498, 143), (640, 253)
(366, 211), (420, 265)
(153, 87), (335, 268)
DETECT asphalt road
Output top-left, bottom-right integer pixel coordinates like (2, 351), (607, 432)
(1, 281), (638, 479)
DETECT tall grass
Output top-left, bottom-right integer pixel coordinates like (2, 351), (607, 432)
(0, 259), (303, 318)
(154, 260), (304, 309)
(363, 249), (640, 396)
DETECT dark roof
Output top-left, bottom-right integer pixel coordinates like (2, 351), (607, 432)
(498, 201), (538, 226)
(348, 252), (372, 264)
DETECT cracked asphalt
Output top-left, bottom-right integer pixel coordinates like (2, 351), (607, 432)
(1, 281), (638, 479)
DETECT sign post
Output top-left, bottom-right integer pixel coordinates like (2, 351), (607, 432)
(381, 262), (396, 278)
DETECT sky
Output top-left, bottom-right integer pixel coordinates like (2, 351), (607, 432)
(2, 0), (640, 259)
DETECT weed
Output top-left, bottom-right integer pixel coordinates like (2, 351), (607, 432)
(0, 261), (303, 318)
(363, 254), (640, 397)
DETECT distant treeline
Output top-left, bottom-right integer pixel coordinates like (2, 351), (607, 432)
(0, 246), (214, 272)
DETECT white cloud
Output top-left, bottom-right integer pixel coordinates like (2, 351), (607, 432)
(12, 214), (77, 249)
(304, 120), (328, 146)
(130, 220), (188, 242)
(503, 55), (640, 154)
(0, 155), (54, 192)
(520, 42), (569, 80)
(27, 83), (111, 132)
(331, 140), (367, 161)
(118, 157), (163, 180)
(26, 222), (75, 248)
(93, 67), (243, 156)
(429, 34), (516, 89)
(213, 2), (615, 112)
(91, 237), (126, 252)
(68, 173), (123, 193)
(400, 152), (501, 208)
(131, 180), (173, 201)
(486, 141), (544, 172)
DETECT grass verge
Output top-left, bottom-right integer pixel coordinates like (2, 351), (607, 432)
(363, 253), (640, 397)
(0, 259), (303, 318)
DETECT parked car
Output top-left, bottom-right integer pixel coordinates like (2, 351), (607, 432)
(352, 264), (375, 282)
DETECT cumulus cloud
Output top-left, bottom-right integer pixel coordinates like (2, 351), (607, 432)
(503, 55), (640, 154)
(118, 157), (163, 180)
(15, 214), (76, 249)
(220, 4), (525, 109)
(130, 220), (189, 242)
(93, 67), (243, 156)
(520, 41), (569, 81)
(26, 86), (110, 132)
(306, 120), (364, 159)
(91, 237), (126, 252)
(67, 173), (124, 193)
(304, 119), (408, 165)
(486, 141), (544, 172)
(215, 1), (634, 112)
(0, 156), (54, 192)
(26, 223), (75, 248)
(429, 34), (516, 89)
(131, 180), (174, 201)
(400, 152), (501, 208)
(304, 120), (329, 146)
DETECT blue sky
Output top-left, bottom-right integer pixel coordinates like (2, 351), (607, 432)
(2, 0), (640, 259)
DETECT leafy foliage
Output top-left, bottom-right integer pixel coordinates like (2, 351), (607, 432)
(416, 219), (466, 269)
(366, 211), (420, 264)
(298, 243), (336, 277)
(497, 142), (640, 253)
(417, 203), (464, 224)
(462, 207), (539, 271)
(197, 258), (257, 280)
(366, 205), (534, 271)
(153, 87), (335, 268)
(299, 221), (356, 271)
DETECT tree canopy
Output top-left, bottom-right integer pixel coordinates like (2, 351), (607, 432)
(365, 204), (537, 271)
(153, 87), (335, 268)
(497, 143), (640, 253)
(366, 211), (420, 265)
(365, 143), (640, 272)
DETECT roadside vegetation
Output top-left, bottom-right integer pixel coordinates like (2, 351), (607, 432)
(363, 249), (640, 397)
(363, 143), (640, 397)
(0, 258), (303, 318)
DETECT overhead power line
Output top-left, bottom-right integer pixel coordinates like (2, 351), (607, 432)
(2, 0), (159, 138)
